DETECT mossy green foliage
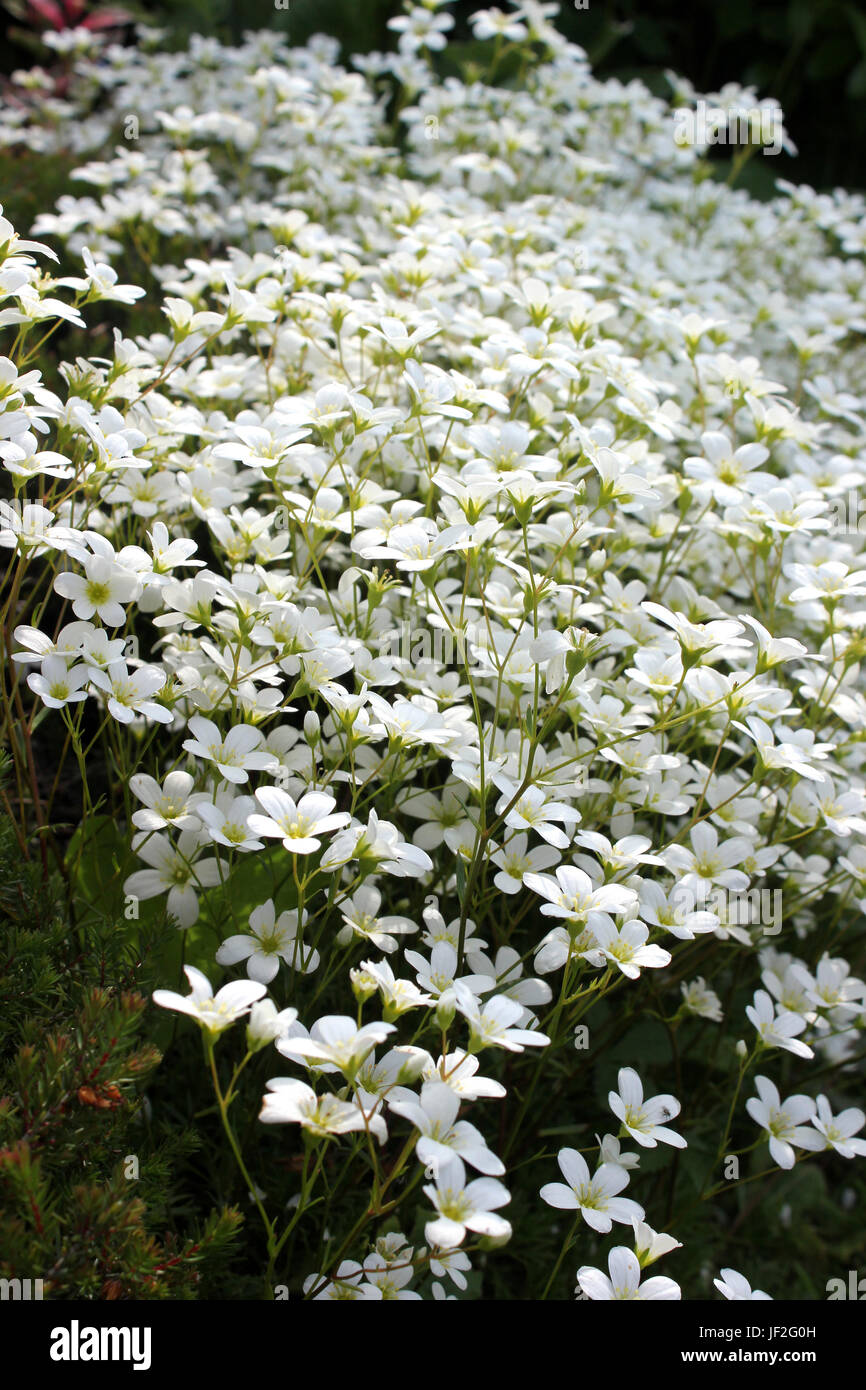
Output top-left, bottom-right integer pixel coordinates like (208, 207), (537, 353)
(0, 806), (243, 1298)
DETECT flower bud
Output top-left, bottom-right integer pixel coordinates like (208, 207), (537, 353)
(246, 999), (298, 1052)
(478, 1223), (512, 1251)
(392, 1045), (431, 1085)
(435, 988), (457, 1032)
(350, 966), (378, 1004)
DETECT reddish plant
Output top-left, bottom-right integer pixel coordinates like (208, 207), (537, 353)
(5, 0), (132, 34)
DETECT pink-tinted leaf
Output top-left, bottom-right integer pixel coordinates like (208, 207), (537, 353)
(82, 7), (132, 27)
(24, 0), (66, 29)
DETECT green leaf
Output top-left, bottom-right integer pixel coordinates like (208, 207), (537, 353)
(847, 2), (866, 55)
(787, 0), (821, 43)
(806, 35), (854, 79)
(66, 814), (131, 917)
(847, 58), (866, 98)
(456, 856), (467, 904)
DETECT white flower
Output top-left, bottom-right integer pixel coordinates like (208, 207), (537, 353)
(53, 554), (139, 626)
(246, 999), (298, 1048)
(388, 7), (454, 52)
(746, 1076), (824, 1169)
(665, 822), (752, 893)
(734, 714), (832, 784)
(810, 1095), (866, 1158)
(495, 780), (580, 849)
(642, 601), (746, 659)
(302, 1262), (379, 1301)
(129, 771), (199, 831)
(680, 977), (723, 1021)
(60, 246), (145, 306)
(584, 916), (671, 980)
(182, 716), (275, 785)
(360, 520), (470, 572)
(194, 791), (263, 851)
(404, 940), (492, 1000)
(577, 1247), (680, 1300)
(0, 500), (71, 554)
(0, 433), (73, 480)
(540, 1149), (644, 1233)
(260, 1078), (387, 1143)
(216, 900), (316, 982)
(597, 1133), (640, 1170)
(632, 1220), (682, 1266)
(320, 810), (432, 877)
(277, 1016), (396, 1077)
(336, 884), (417, 954)
(746, 989), (814, 1059)
(608, 1068), (687, 1149)
(523, 864), (636, 921)
(786, 560), (866, 604)
(794, 955), (866, 1016)
(247, 785), (349, 853)
(361, 958), (434, 1017)
(454, 985), (550, 1053)
(740, 614), (809, 670)
(423, 1155), (511, 1249)
(465, 944), (551, 1019)
(27, 655), (89, 709)
(714, 1268), (772, 1301)
(125, 831), (220, 928)
(684, 430), (770, 505)
(421, 1052), (507, 1101)
(428, 1246), (472, 1290)
(390, 1080), (505, 1175)
(640, 880), (719, 941)
(491, 833), (560, 894)
(89, 661), (171, 724)
(152, 965), (266, 1036)
(361, 1250), (421, 1301)
(471, 8), (528, 42)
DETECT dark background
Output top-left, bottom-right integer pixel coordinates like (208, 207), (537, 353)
(1, 0), (865, 191)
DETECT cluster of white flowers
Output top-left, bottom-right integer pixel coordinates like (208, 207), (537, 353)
(4, 0), (866, 1300)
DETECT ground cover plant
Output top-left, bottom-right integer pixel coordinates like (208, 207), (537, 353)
(1, 0), (865, 1301)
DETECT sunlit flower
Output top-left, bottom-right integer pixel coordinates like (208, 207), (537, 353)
(152, 965), (266, 1036)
